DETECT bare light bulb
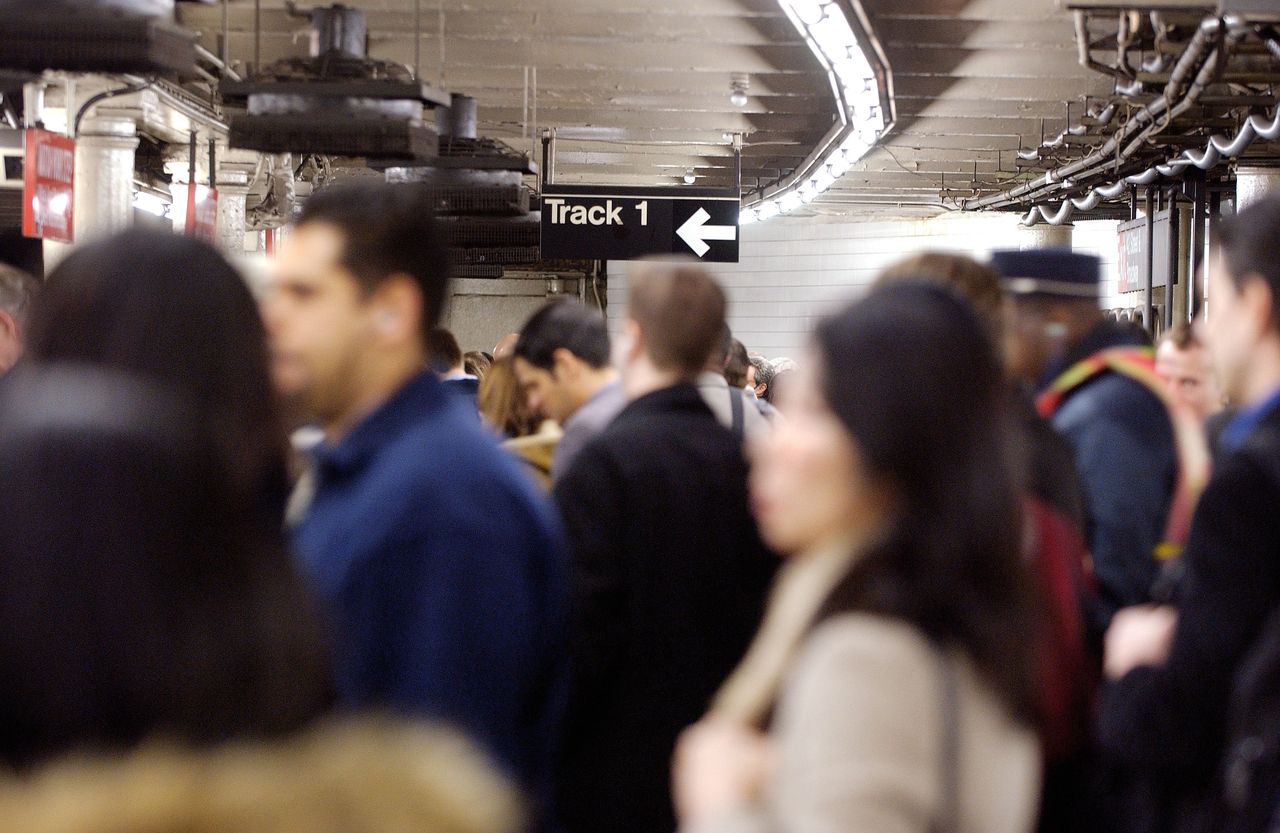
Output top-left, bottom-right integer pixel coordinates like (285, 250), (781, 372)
(683, 169), (697, 185)
(729, 88), (749, 107)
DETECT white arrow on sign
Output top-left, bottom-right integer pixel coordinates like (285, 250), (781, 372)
(676, 207), (737, 257)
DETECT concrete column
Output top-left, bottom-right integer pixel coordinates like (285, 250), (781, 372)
(74, 116), (138, 244)
(1018, 222), (1074, 250)
(1235, 166), (1280, 213)
(215, 173), (251, 256)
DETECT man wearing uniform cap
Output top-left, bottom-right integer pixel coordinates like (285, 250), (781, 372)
(996, 249), (1185, 634)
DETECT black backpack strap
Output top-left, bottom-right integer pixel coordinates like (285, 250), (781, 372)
(729, 387), (745, 438)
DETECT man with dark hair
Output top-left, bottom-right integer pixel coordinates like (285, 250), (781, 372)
(725, 338), (751, 388)
(425, 326), (464, 374)
(0, 262), (37, 374)
(552, 262), (775, 833)
(263, 181), (567, 807)
(1100, 193), (1280, 832)
(425, 327), (479, 409)
(513, 300), (624, 482)
(997, 249), (1189, 631)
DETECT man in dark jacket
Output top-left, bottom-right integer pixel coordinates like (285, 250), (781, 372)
(552, 262), (776, 833)
(264, 182), (567, 814)
(1101, 195), (1280, 833)
(996, 249), (1179, 631)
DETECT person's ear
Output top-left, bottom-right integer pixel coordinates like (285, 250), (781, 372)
(754, 382), (767, 398)
(0, 309), (18, 342)
(623, 319), (644, 363)
(1241, 274), (1276, 340)
(368, 274), (422, 345)
(551, 347), (577, 380)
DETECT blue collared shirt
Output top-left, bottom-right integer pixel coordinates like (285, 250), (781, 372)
(292, 370), (568, 790)
(1220, 387), (1280, 456)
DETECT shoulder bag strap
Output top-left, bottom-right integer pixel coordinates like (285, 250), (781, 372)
(932, 649), (961, 833)
(729, 386), (745, 438)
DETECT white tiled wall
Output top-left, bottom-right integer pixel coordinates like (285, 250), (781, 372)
(607, 214), (1122, 361)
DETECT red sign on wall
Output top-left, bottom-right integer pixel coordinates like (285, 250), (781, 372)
(22, 129), (75, 243)
(185, 184), (218, 242)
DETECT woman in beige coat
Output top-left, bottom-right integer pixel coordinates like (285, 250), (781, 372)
(674, 282), (1042, 833)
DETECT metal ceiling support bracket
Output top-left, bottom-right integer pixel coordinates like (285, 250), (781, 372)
(1145, 186), (1155, 332)
(1166, 185), (1180, 332)
(541, 128), (556, 189)
(1188, 167), (1207, 321)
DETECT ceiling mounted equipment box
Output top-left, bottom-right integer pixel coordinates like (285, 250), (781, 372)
(220, 3), (450, 162)
(222, 79), (449, 160)
(0, 2), (196, 75)
(229, 110), (439, 160)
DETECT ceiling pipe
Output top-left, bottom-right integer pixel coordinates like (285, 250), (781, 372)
(966, 14), (1231, 213)
(1022, 108), (1280, 226)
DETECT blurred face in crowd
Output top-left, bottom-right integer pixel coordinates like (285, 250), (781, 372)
(263, 222), (421, 430)
(1156, 338), (1224, 421)
(514, 351), (585, 424)
(749, 353), (887, 556)
(1004, 297), (1055, 383)
(1201, 250), (1272, 405)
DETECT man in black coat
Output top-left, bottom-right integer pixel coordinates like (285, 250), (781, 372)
(552, 262), (776, 833)
(1101, 195), (1280, 833)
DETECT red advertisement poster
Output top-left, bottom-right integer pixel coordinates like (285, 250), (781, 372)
(185, 184), (218, 242)
(21, 129), (75, 243)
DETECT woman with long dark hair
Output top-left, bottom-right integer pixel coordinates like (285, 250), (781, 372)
(673, 281), (1040, 833)
(0, 230), (330, 768)
(22, 229), (291, 523)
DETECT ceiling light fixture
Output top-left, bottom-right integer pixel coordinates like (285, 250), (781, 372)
(729, 73), (750, 108)
(741, 0), (892, 223)
(683, 169), (697, 185)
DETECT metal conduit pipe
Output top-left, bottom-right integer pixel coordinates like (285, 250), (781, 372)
(1023, 25), (1256, 225)
(970, 15), (1226, 212)
(1023, 110), (1280, 225)
(1020, 19), (1261, 218)
(1018, 86), (1123, 162)
(194, 44), (242, 82)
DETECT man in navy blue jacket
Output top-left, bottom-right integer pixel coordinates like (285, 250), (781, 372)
(263, 182), (568, 808)
(997, 249), (1178, 632)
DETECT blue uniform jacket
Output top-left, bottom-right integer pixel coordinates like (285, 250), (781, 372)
(1041, 322), (1177, 629)
(292, 370), (568, 795)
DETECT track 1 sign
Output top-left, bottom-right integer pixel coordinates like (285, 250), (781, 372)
(540, 185), (740, 263)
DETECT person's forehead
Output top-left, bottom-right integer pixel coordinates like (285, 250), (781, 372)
(278, 223), (347, 273)
(1157, 342), (1205, 371)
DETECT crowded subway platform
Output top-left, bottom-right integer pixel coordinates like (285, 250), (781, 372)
(3, 1), (1280, 832)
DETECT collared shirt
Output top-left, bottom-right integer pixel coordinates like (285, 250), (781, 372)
(1220, 386), (1280, 455)
(292, 370), (567, 790)
(553, 378), (626, 484)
